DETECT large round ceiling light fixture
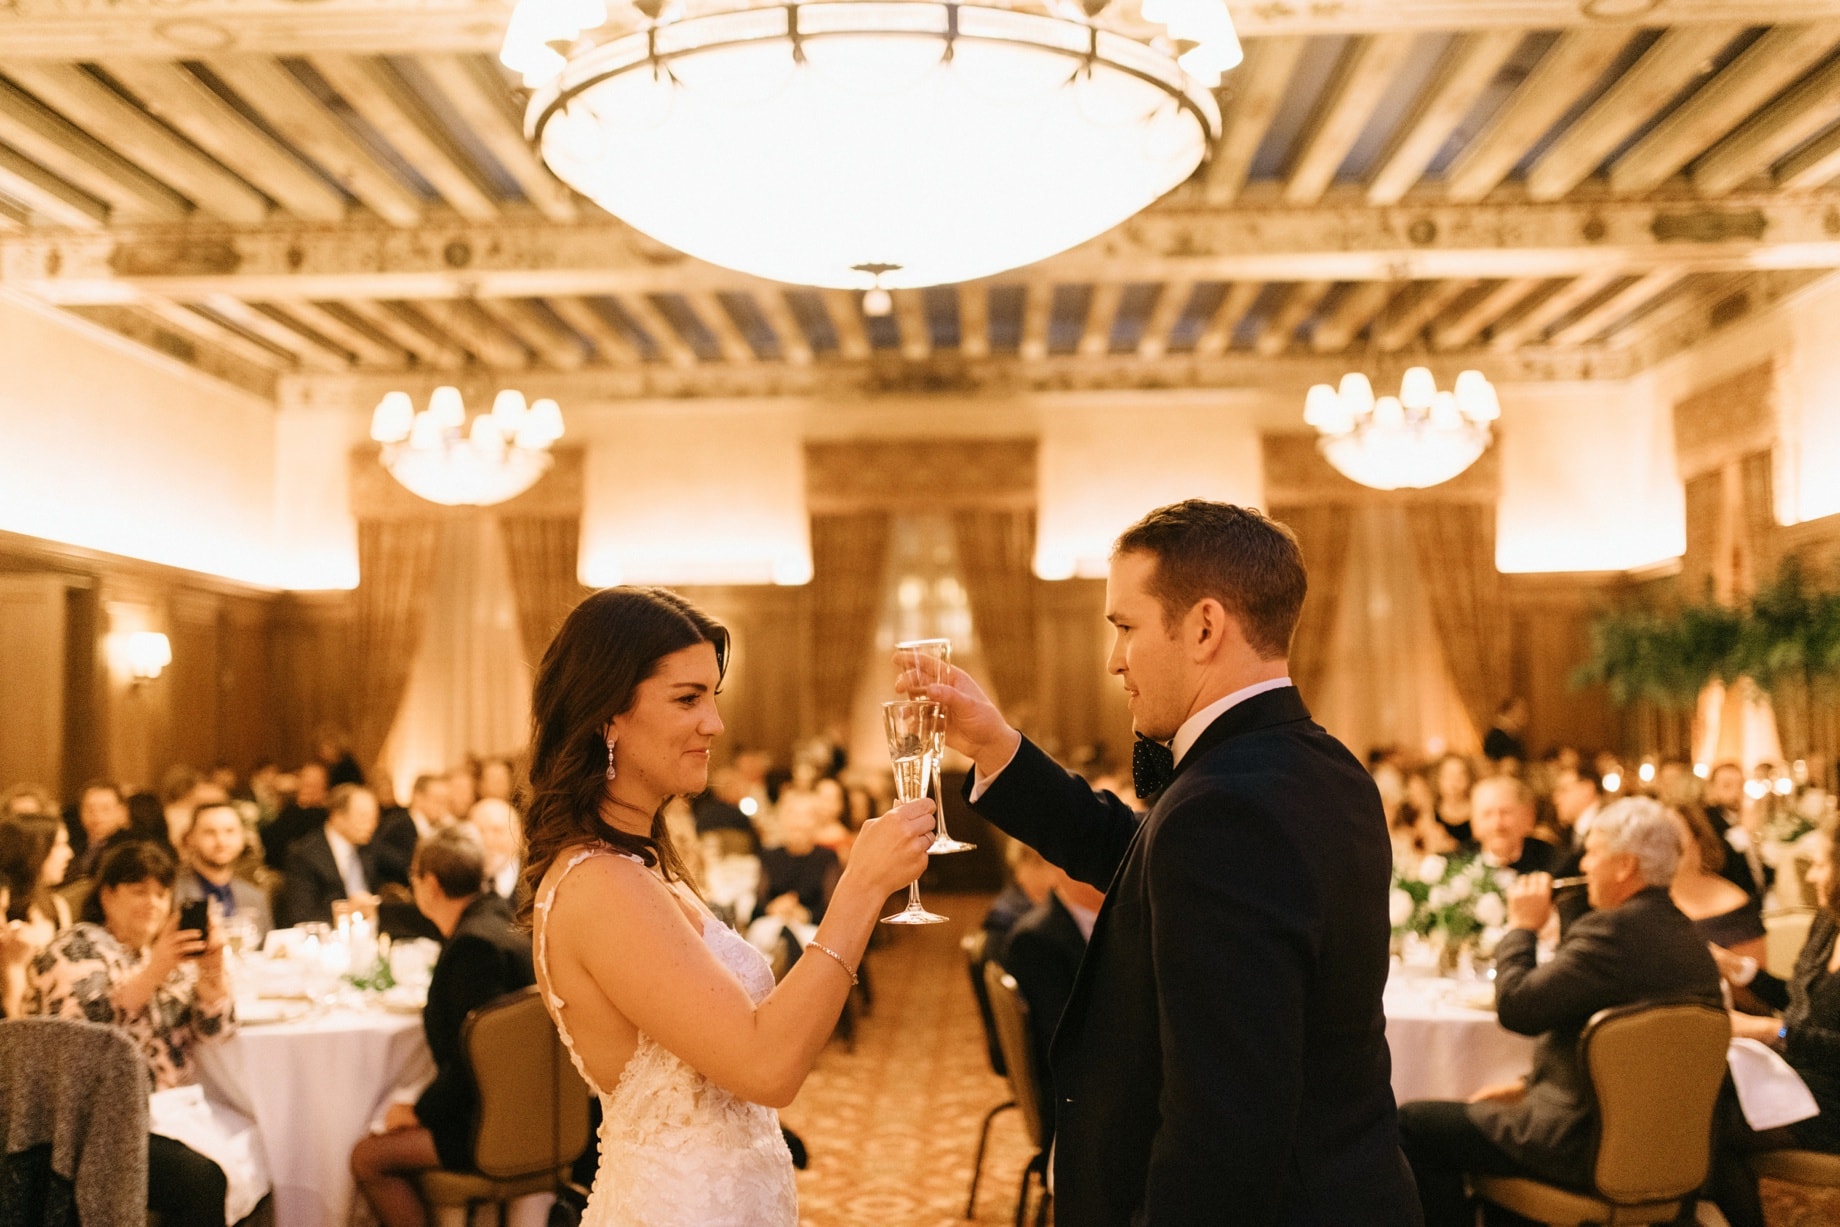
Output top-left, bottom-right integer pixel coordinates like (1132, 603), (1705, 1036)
(1303, 368), (1501, 491)
(504, 0), (1234, 290)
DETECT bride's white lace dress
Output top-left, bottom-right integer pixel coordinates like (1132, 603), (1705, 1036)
(534, 845), (798, 1227)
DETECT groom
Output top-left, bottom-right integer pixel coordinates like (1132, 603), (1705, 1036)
(910, 500), (1419, 1226)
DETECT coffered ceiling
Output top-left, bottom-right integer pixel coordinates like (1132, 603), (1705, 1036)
(0, 0), (1837, 399)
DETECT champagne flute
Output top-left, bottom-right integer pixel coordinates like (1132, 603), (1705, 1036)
(895, 637), (975, 854)
(881, 699), (948, 925)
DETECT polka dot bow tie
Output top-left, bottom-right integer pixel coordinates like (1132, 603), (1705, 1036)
(1132, 735), (1176, 800)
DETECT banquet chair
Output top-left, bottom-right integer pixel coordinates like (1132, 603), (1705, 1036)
(962, 931), (1016, 1218)
(1471, 1002), (1731, 1226)
(417, 987), (593, 1227)
(982, 962), (1050, 1227)
(1763, 908), (1818, 980)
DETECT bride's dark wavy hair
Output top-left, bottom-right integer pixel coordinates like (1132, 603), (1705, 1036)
(517, 586), (729, 925)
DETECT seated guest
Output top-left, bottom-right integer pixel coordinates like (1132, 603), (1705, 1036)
(1549, 767), (1602, 872)
(70, 779), (130, 879)
(374, 774), (454, 887)
(0, 812), (74, 942)
(692, 767), (761, 853)
(350, 826), (537, 1227)
(174, 801), (273, 941)
(982, 838), (1060, 964)
(1433, 753), (1477, 845)
(1706, 761), (1772, 905)
(477, 757), (516, 804)
(262, 762), (329, 870)
(1668, 803), (1766, 963)
(315, 725), (365, 789)
(125, 790), (175, 851)
(997, 864), (1104, 1137)
(464, 799), (523, 905)
(1706, 821), (1840, 1227)
(28, 841), (237, 1227)
(278, 783), (382, 928)
(755, 792), (841, 926)
(1397, 797), (1723, 1227)
(1469, 775), (1560, 877)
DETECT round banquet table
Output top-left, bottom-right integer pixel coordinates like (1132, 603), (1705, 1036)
(196, 1002), (434, 1227)
(1384, 971), (1538, 1104)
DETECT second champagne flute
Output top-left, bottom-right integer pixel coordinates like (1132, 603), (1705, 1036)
(880, 699), (947, 925)
(895, 637), (975, 854)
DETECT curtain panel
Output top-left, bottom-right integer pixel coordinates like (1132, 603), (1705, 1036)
(950, 508), (1039, 712)
(1406, 503), (1511, 738)
(499, 515), (587, 670)
(1271, 503), (1354, 707)
(349, 518), (442, 770)
(809, 512), (893, 736)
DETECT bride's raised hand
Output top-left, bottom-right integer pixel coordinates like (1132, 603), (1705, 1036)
(843, 799), (936, 897)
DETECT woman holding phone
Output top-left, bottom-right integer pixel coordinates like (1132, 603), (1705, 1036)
(27, 840), (242, 1227)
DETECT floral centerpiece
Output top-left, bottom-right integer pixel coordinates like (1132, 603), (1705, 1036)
(1390, 851), (1511, 970)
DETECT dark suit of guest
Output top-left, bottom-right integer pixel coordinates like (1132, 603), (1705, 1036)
(416, 894), (537, 1171)
(968, 686), (1419, 1227)
(1706, 804), (1773, 904)
(754, 845), (840, 924)
(262, 803), (326, 871)
(277, 827), (380, 928)
(371, 809), (421, 888)
(996, 892), (1087, 1137)
(981, 883), (1034, 966)
(1505, 837), (1561, 877)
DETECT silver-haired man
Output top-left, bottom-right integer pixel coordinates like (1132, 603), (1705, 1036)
(1397, 797), (1724, 1227)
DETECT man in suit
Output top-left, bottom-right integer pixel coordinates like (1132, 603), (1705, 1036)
(373, 774), (453, 887)
(1705, 761), (1771, 904)
(174, 800), (273, 940)
(278, 783), (381, 928)
(1469, 776), (1561, 877)
(1396, 798), (1723, 1226)
(351, 825), (538, 1223)
(997, 865), (1103, 1139)
(911, 500), (1419, 1226)
(262, 762), (329, 870)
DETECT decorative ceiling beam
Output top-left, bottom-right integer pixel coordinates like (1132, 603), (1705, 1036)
(13, 194), (1839, 302)
(1487, 271), (1623, 350)
(1135, 279), (1193, 361)
(203, 56), (423, 226)
(1204, 36), (1306, 206)
(543, 296), (640, 365)
(1609, 25), (1840, 195)
(1284, 33), (1420, 207)
(891, 289), (931, 362)
(1443, 29), (1634, 203)
(199, 292), (350, 369)
(97, 59), (348, 222)
(684, 291), (758, 364)
(1309, 280), (1394, 353)
(956, 284), (989, 361)
(0, 76), (188, 220)
(1373, 278), (1477, 350)
(337, 297), (462, 367)
(616, 293), (698, 368)
(1545, 268), (1689, 347)
(0, 61), (271, 223)
(1076, 282), (1124, 357)
(748, 288), (813, 367)
(1524, 24), (1743, 202)
(1691, 54), (1840, 197)
(1366, 31), (1523, 206)
(475, 296), (587, 368)
(265, 299), (411, 366)
(1255, 280), (1334, 355)
(306, 55), (498, 222)
(1433, 278), (1545, 349)
(422, 297), (529, 367)
(0, 144), (106, 227)
(69, 302), (278, 396)
(1192, 281), (1263, 358)
(139, 296), (290, 369)
(1778, 125), (1840, 192)
(415, 55), (576, 223)
(5, 1), (1838, 60)
(1019, 282), (1052, 362)
(820, 289), (870, 362)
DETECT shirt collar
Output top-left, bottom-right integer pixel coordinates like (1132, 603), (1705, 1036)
(1170, 676), (1294, 766)
(326, 826), (357, 864)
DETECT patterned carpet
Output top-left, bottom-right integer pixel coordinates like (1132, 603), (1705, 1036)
(785, 894), (1044, 1227)
(779, 892), (1840, 1227)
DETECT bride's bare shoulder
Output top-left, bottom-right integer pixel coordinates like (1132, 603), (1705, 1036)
(541, 846), (671, 920)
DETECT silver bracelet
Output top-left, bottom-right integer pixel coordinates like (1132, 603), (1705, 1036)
(805, 939), (858, 986)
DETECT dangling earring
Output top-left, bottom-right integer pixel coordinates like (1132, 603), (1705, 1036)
(605, 733), (617, 782)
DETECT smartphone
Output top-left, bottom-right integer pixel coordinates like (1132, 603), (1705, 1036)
(177, 900), (210, 956)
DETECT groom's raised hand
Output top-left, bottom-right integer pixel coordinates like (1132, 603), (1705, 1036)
(893, 654), (1021, 781)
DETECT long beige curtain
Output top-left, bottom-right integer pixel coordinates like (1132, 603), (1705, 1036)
(809, 512), (892, 735)
(1272, 503), (1354, 706)
(499, 515), (587, 669)
(950, 508), (1038, 711)
(349, 518), (442, 770)
(1406, 503), (1511, 737)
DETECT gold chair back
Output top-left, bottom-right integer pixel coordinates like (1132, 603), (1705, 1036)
(463, 986), (593, 1180)
(1764, 909), (1817, 981)
(983, 961), (1048, 1146)
(1583, 1001), (1730, 1205)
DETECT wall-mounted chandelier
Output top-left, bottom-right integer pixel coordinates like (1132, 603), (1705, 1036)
(502, 0), (1236, 291)
(1303, 368), (1500, 491)
(369, 387), (565, 507)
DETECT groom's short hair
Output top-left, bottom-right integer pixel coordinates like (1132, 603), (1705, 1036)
(1113, 500), (1306, 661)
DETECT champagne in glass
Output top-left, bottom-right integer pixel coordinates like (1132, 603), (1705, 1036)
(894, 637), (975, 854)
(881, 699), (948, 925)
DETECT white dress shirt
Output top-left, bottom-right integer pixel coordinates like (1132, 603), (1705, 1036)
(325, 827), (370, 899)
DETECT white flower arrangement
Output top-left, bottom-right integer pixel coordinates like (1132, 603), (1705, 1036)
(1389, 850), (1511, 955)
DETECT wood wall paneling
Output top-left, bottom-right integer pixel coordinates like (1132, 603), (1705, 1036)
(0, 574), (73, 794)
(1503, 573), (1621, 757)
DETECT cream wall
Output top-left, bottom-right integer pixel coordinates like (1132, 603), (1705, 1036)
(0, 292), (285, 586)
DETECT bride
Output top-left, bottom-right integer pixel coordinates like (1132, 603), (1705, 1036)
(521, 587), (935, 1226)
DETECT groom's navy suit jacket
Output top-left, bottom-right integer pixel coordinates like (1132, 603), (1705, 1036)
(968, 686), (1421, 1226)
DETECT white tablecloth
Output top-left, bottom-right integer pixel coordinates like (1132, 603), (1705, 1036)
(197, 1004), (434, 1227)
(1384, 972), (1537, 1104)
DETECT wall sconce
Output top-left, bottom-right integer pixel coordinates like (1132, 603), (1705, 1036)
(127, 631), (171, 682)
